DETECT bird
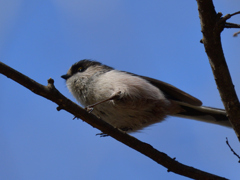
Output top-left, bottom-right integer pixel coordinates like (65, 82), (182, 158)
(61, 59), (231, 132)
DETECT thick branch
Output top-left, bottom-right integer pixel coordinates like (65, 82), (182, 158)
(0, 61), (227, 179)
(197, 0), (240, 141)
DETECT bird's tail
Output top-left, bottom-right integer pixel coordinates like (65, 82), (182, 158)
(174, 103), (231, 127)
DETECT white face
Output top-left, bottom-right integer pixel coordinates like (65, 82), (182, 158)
(65, 65), (103, 106)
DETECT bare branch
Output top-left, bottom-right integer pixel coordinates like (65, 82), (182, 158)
(219, 11), (240, 26)
(196, 0), (240, 141)
(225, 22), (240, 29)
(0, 61), (228, 179)
(233, 30), (240, 37)
(230, 11), (240, 17)
(226, 137), (240, 163)
(223, 12), (240, 36)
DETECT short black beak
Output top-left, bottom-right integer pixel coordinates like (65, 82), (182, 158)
(61, 74), (70, 80)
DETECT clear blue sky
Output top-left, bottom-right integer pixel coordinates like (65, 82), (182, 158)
(1, 1), (240, 179)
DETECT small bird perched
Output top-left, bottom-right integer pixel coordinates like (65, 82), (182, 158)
(61, 59), (231, 132)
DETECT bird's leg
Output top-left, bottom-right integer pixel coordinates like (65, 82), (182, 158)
(85, 91), (121, 113)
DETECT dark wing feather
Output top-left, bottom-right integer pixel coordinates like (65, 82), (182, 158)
(139, 75), (202, 106)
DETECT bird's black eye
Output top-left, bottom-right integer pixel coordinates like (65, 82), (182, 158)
(78, 67), (83, 72)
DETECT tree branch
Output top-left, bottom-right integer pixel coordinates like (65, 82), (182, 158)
(225, 22), (240, 29)
(196, 0), (240, 141)
(0, 61), (228, 179)
(233, 30), (240, 37)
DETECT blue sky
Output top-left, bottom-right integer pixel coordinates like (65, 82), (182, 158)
(1, 1), (240, 179)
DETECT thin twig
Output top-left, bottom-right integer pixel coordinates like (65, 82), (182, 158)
(233, 30), (240, 37)
(230, 11), (240, 17)
(226, 137), (240, 163)
(221, 11), (240, 23)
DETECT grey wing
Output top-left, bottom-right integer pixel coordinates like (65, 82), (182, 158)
(138, 75), (202, 106)
(121, 72), (231, 127)
(140, 76), (231, 127)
